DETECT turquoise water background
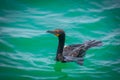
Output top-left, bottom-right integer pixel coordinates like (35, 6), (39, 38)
(0, 0), (120, 80)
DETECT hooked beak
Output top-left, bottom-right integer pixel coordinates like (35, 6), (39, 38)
(47, 30), (60, 37)
(46, 30), (55, 34)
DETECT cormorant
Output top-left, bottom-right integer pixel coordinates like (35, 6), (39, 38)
(47, 29), (102, 65)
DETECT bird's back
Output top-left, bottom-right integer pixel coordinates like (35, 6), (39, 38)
(63, 44), (83, 56)
(63, 40), (102, 65)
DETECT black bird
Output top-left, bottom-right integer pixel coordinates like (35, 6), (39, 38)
(47, 29), (102, 65)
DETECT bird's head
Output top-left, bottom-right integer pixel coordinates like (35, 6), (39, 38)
(47, 29), (65, 37)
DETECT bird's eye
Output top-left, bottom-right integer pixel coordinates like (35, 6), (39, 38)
(54, 30), (60, 34)
(54, 30), (61, 36)
(55, 30), (59, 33)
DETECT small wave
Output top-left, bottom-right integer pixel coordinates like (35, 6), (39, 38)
(90, 1), (120, 12)
(57, 16), (104, 24)
(102, 28), (120, 46)
(21, 75), (60, 80)
(1, 27), (46, 38)
(0, 52), (54, 72)
(0, 39), (14, 49)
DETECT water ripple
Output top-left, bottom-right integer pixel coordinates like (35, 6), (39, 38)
(1, 27), (46, 38)
(0, 0), (120, 80)
(57, 16), (104, 24)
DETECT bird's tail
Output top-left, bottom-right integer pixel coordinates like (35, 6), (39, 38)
(75, 40), (102, 65)
(84, 40), (102, 49)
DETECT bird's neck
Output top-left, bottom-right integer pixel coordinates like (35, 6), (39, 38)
(56, 34), (65, 61)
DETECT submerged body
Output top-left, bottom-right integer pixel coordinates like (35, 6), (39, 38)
(47, 29), (102, 65)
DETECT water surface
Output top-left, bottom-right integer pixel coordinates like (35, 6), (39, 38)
(0, 0), (120, 80)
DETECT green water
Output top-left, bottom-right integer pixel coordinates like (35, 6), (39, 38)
(0, 0), (120, 80)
